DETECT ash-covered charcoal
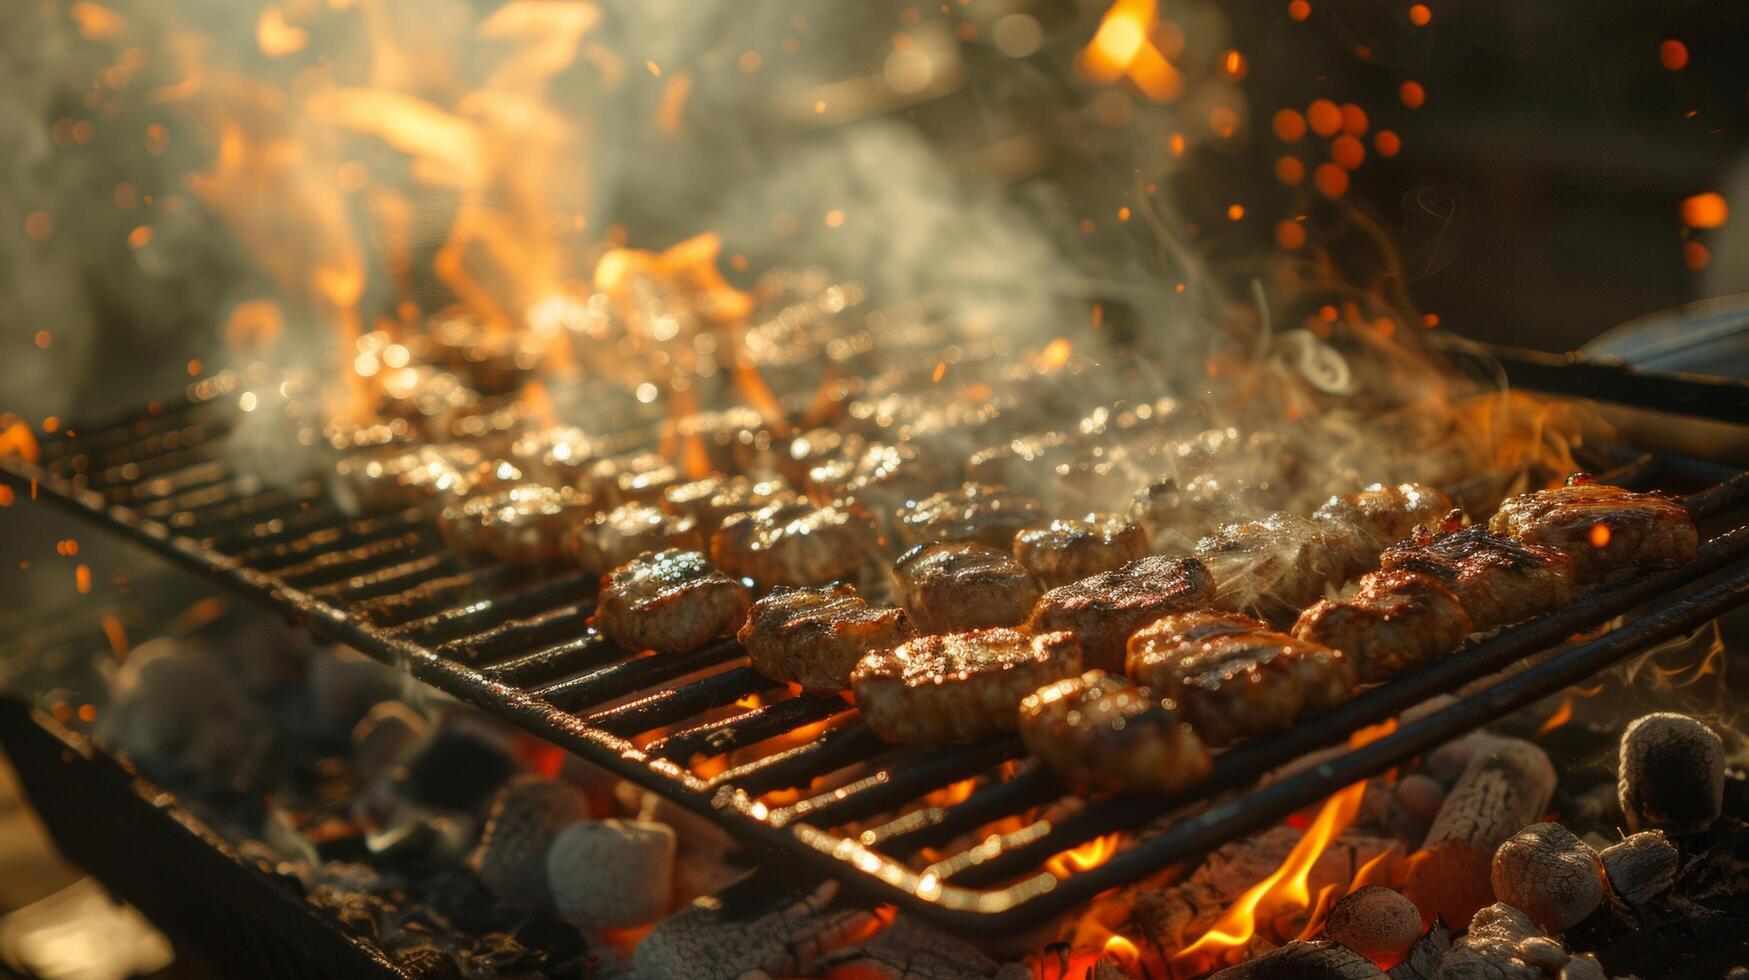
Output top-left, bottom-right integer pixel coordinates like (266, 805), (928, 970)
(1618, 712), (1725, 835)
(812, 916), (1003, 980)
(306, 883), (390, 940)
(1385, 922), (1449, 980)
(851, 628), (1083, 744)
(1012, 514), (1149, 589)
(468, 775), (589, 910)
(1207, 939), (1388, 979)
(1406, 737), (1556, 930)
(545, 819), (675, 927)
(594, 549), (750, 654)
(1490, 823), (1606, 932)
(1598, 831), (1678, 906)
(1026, 555), (1216, 671)
(389, 937), (467, 980)
(633, 879), (875, 980)
(1292, 570), (1472, 685)
(569, 502), (702, 575)
(1019, 669), (1210, 796)
(893, 482), (1043, 549)
(1324, 886), (1422, 967)
(1126, 610), (1355, 746)
(739, 583), (912, 692)
(1436, 903), (1545, 980)
(95, 639), (265, 786)
(711, 498), (873, 588)
(1488, 476), (1698, 582)
(893, 541), (1041, 633)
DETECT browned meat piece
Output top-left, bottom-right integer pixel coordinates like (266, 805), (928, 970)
(1126, 610), (1356, 745)
(777, 428), (864, 487)
(1313, 482), (1454, 573)
(508, 426), (597, 487)
(438, 485), (593, 565)
(596, 550), (751, 653)
(1380, 523), (1576, 630)
(894, 483), (1042, 549)
(739, 584), (913, 692)
(584, 452), (682, 506)
(1128, 473), (1279, 553)
(1018, 669), (1210, 795)
(571, 503), (702, 574)
(806, 443), (943, 531)
(661, 476), (788, 535)
(331, 444), (448, 516)
(710, 499), (872, 588)
(1293, 570), (1473, 684)
(673, 406), (777, 474)
(1487, 476), (1697, 582)
(851, 628), (1082, 744)
(385, 444), (485, 513)
(1194, 513), (1341, 624)
(1025, 556), (1215, 671)
(965, 431), (1078, 496)
(1013, 515), (1150, 589)
(893, 542), (1042, 633)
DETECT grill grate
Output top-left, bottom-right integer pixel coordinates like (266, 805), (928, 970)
(7, 374), (1749, 934)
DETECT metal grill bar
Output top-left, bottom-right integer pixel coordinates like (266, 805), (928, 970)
(6, 380), (1749, 936)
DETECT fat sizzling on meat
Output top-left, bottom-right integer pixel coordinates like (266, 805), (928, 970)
(1018, 669), (1210, 796)
(1292, 569), (1472, 684)
(893, 542), (1041, 633)
(595, 549), (751, 654)
(1487, 476), (1697, 582)
(851, 628), (1083, 744)
(1012, 515), (1149, 589)
(1025, 556), (1216, 671)
(1380, 522), (1575, 630)
(1126, 610), (1356, 746)
(739, 584), (912, 693)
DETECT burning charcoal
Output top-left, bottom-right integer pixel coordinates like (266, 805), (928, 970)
(1489, 823), (1605, 932)
(545, 819), (676, 927)
(1384, 922), (1448, 980)
(1012, 514), (1149, 589)
(1406, 738), (1556, 930)
(893, 542), (1041, 634)
(1598, 830), (1678, 905)
(351, 701), (428, 782)
(634, 879), (876, 980)
(403, 727), (516, 811)
(1559, 953), (1608, 980)
(1325, 886), (1422, 967)
(1437, 903), (1546, 980)
(96, 640), (260, 785)
(1394, 774), (1447, 825)
(594, 550), (751, 654)
(894, 482), (1043, 549)
(1618, 712), (1725, 834)
(1515, 936), (1569, 972)
(813, 916), (1001, 979)
(308, 647), (399, 732)
(469, 776), (590, 910)
(1207, 939), (1387, 979)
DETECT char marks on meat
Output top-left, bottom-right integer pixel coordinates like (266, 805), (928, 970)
(1381, 523), (1575, 630)
(1126, 610), (1355, 745)
(739, 584), (912, 693)
(1026, 555), (1216, 671)
(893, 542), (1041, 633)
(1018, 669), (1210, 795)
(1293, 569), (1472, 684)
(595, 549), (751, 654)
(1487, 476), (1697, 581)
(852, 628), (1083, 744)
(710, 499), (871, 588)
(1013, 514), (1150, 589)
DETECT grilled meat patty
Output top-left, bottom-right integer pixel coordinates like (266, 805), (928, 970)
(739, 584), (913, 693)
(584, 451), (682, 507)
(1194, 513), (1339, 625)
(1128, 473), (1278, 554)
(893, 542), (1041, 633)
(1292, 569), (1472, 684)
(894, 483), (1042, 549)
(1018, 669), (1210, 795)
(596, 549), (751, 653)
(711, 499), (871, 588)
(1126, 610), (1356, 745)
(438, 484), (593, 565)
(571, 503), (703, 575)
(1025, 556), (1216, 671)
(1013, 514), (1150, 589)
(1380, 522), (1576, 630)
(1487, 476), (1697, 582)
(660, 476), (787, 536)
(851, 628), (1082, 744)
(1313, 482), (1453, 572)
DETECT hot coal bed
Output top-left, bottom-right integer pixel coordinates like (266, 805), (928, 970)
(5, 324), (1749, 980)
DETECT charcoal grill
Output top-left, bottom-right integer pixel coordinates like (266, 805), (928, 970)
(6, 349), (1749, 936)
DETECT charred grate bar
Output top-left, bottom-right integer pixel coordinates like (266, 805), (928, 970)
(7, 375), (1749, 935)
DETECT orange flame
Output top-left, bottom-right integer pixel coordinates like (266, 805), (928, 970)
(1535, 696), (1574, 736)
(0, 421), (42, 463)
(1079, 0), (1183, 102)
(1045, 833), (1123, 878)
